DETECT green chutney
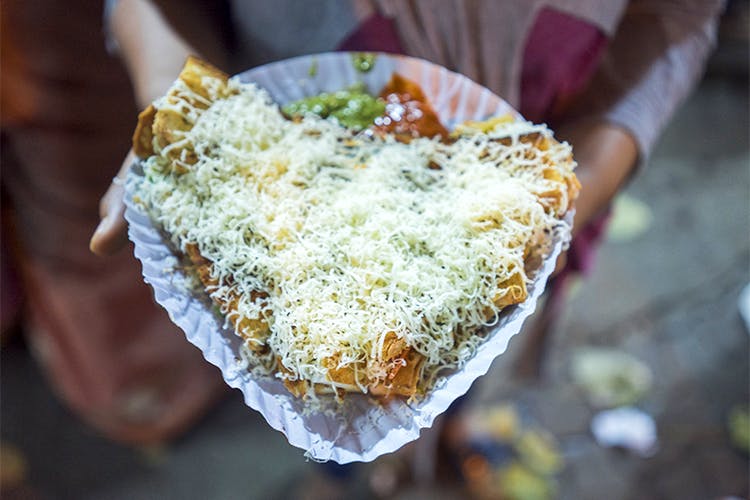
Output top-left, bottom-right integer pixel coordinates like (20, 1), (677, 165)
(282, 83), (385, 131)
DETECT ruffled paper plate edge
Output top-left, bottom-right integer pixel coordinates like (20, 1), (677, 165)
(125, 52), (572, 463)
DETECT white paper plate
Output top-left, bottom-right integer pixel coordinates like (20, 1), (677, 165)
(125, 52), (569, 463)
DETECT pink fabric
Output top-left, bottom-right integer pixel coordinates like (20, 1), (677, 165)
(338, 13), (404, 54)
(520, 7), (608, 124)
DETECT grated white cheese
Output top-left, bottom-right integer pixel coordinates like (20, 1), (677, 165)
(135, 76), (576, 395)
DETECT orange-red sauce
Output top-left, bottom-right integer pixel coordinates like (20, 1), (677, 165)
(371, 74), (449, 141)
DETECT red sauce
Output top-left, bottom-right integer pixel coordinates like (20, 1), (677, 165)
(370, 74), (449, 141)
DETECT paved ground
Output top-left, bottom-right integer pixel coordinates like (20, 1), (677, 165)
(2, 62), (748, 499)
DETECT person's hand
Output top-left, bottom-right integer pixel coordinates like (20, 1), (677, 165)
(90, 150), (136, 256)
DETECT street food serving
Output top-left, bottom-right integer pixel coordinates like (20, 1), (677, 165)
(130, 56), (579, 401)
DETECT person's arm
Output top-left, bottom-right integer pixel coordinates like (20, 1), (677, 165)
(110, 0), (198, 108)
(559, 122), (638, 235)
(558, 0), (724, 233)
(90, 0), (218, 255)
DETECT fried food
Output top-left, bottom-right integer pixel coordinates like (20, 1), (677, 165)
(131, 57), (577, 401)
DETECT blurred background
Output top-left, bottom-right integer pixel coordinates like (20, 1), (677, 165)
(1, 1), (748, 499)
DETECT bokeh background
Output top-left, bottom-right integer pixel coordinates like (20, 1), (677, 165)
(1, 1), (748, 499)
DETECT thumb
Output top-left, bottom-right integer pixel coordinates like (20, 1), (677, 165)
(90, 151), (134, 256)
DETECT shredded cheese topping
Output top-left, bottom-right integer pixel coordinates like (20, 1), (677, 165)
(134, 76), (576, 395)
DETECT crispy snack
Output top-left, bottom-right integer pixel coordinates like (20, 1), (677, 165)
(456, 123), (581, 217)
(134, 57), (427, 398)
(132, 57), (577, 402)
(135, 58), (269, 353)
(134, 56), (233, 169)
(132, 104), (156, 158)
(184, 243), (270, 351)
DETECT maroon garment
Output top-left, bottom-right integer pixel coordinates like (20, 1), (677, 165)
(520, 7), (608, 124)
(339, 13), (404, 54)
